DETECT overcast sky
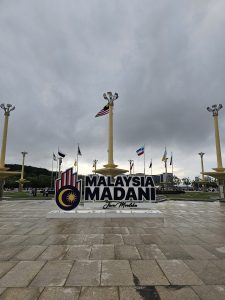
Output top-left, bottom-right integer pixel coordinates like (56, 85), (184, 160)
(0, 0), (225, 179)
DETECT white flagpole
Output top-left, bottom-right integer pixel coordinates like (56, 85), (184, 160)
(171, 152), (174, 185)
(51, 155), (54, 189)
(56, 158), (58, 179)
(144, 145), (145, 175)
(77, 149), (79, 176)
(151, 159), (152, 175)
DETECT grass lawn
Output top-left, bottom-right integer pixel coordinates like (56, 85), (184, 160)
(165, 191), (219, 200)
(3, 191), (53, 200)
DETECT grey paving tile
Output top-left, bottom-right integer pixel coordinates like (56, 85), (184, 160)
(141, 234), (163, 244)
(181, 245), (217, 259)
(0, 235), (10, 242)
(30, 261), (73, 287)
(0, 246), (23, 260)
(66, 260), (101, 286)
(0, 235), (26, 245)
(0, 287), (43, 300)
(37, 245), (68, 260)
(90, 245), (115, 260)
(157, 260), (203, 285)
(39, 287), (80, 300)
(28, 228), (48, 235)
(0, 288), (6, 295)
(111, 227), (128, 234)
(101, 260), (134, 286)
(203, 244), (225, 258)
(185, 259), (225, 284)
(122, 234), (143, 245)
(66, 234), (85, 245)
(0, 261), (45, 287)
(79, 287), (119, 300)
(212, 259), (225, 271)
(63, 245), (91, 260)
(156, 286), (200, 300)
(42, 234), (68, 245)
(137, 244), (166, 259)
(13, 246), (47, 260)
(158, 245), (193, 259)
(0, 262), (17, 278)
(103, 234), (123, 245)
(119, 287), (161, 300)
(0, 228), (16, 235)
(131, 260), (169, 285)
(127, 227), (146, 234)
(192, 285), (225, 300)
(83, 234), (104, 245)
(115, 245), (141, 260)
(22, 235), (48, 245)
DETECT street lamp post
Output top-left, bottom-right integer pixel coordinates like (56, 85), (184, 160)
(95, 92), (128, 177)
(0, 104), (21, 198)
(207, 105), (223, 171)
(198, 152), (207, 191)
(93, 160), (98, 174)
(0, 104), (15, 170)
(104, 92), (117, 167)
(198, 152), (205, 180)
(18, 151), (28, 192)
(128, 160), (134, 175)
(204, 104), (225, 200)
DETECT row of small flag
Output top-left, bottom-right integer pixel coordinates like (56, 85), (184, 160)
(136, 146), (173, 166)
(53, 145), (82, 163)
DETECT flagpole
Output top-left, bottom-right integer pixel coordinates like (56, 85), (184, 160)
(165, 158), (168, 190)
(77, 145), (79, 176)
(58, 157), (62, 178)
(144, 145), (145, 175)
(151, 159), (152, 175)
(171, 152), (174, 186)
(56, 157), (59, 179)
(51, 155), (54, 189)
(128, 160), (133, 175)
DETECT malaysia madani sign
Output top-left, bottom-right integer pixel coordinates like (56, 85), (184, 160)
(85, 175), (156, 202)
(55, 169), (156, 211)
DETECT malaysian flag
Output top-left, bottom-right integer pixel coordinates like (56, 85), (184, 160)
(136, 146), (144, 156)
(95, 104), (109, 117)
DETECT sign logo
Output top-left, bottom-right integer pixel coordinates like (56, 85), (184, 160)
(56, 185), (80, 211)
(55, 167), (81, 211)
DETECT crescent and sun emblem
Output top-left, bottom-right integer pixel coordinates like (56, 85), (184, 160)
(56, 185), (80, 211)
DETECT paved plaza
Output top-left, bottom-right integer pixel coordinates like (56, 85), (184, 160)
(0, 200), (224, 299)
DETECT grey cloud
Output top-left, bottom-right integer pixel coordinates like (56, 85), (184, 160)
(0, 0), (225, 178)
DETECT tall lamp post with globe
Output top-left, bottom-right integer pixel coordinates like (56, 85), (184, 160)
(0, 104), (21, 198)
(198, 152), (207, 191)
(95, 92), (128, 177)
(203, 104), (225, 200)
(17, 151), (29, 192)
